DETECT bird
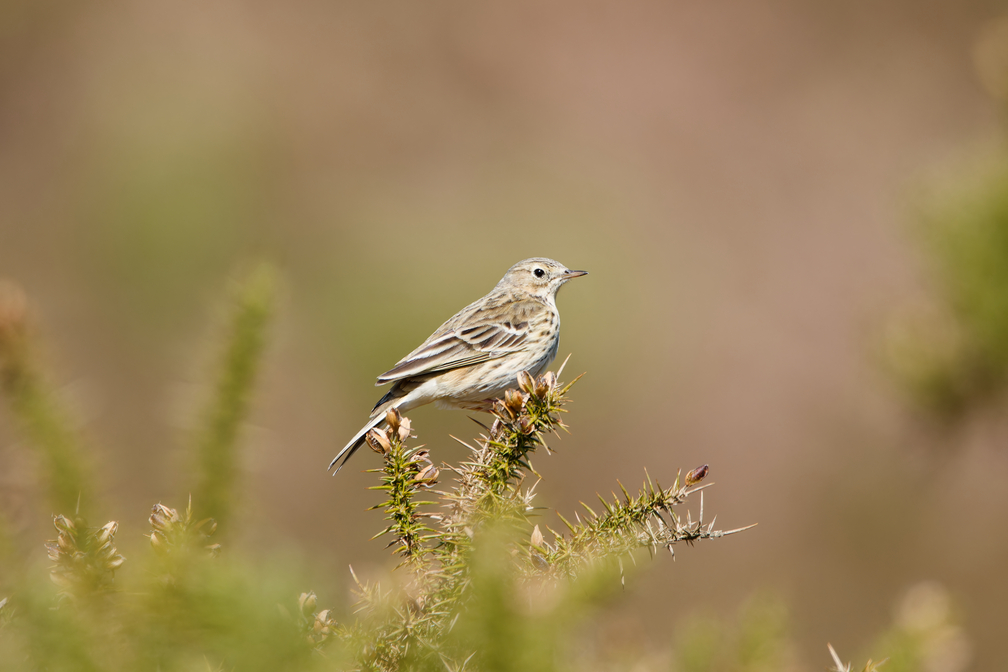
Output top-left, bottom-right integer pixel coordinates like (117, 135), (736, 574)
(329, 257), (588, 474)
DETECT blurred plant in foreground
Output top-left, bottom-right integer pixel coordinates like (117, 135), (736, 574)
(0, 271), (894, 672)
(871, 582), (971, 672)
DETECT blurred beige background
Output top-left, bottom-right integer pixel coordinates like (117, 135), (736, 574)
(2, 1), (1006, 669)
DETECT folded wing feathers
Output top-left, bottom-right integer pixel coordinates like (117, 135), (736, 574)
(374, 317), (531, 384)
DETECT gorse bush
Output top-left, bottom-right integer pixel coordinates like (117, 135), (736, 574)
(0, 269), (892, 671)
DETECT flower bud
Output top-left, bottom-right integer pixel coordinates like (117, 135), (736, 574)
(530, 524), (544, 548)
(685, 464), (709, 486)
(518, 416), (534, 435)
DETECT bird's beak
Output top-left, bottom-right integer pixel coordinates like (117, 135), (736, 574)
(561, 269), (588, 279)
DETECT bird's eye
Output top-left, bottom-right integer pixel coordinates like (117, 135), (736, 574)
(534, 268), (546, 278)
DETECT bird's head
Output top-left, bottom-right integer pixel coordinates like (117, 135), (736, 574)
(497, 258), (588, 300)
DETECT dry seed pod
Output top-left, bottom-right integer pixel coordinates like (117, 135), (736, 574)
(410, 449), (432, 466)
(95, 521), (117, 545)
(397, 416), (411, 442)
(53, 515), (75, 534)
(516, 370), (535, 394)
(541, 370), (557, 391)
(493, 399), (515, 422)
(56, 532), (76, 554)
(504, 388), (525, 414)
(518, 416), (534, 435)
(366, 428), (392, 455)
(413, 464), (439, 486)
(150, 504), (178, 532)
(685, 464), (709, 486)
(385, 408), (402, 433)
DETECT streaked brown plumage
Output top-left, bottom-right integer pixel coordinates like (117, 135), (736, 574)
(329, 258), (587, 473)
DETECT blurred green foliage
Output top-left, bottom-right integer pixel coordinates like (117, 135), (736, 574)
(902, 162), (1008, 414)
(0, 270), (911, 672)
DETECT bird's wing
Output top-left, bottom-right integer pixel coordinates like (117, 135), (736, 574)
(375, 300), (541, 384)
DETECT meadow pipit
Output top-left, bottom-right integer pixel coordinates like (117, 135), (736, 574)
(329, 257), (587, 473)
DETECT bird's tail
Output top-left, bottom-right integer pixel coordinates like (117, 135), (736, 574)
(328, 413), (386, 474)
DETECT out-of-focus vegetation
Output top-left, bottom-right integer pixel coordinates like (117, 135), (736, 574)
(884, 21), (1008, 418)
(0, 270), (917, 671)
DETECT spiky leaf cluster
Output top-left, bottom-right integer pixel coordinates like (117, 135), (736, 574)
(45, 515), (125, 600)
(148, 498), (220, 558)
(339, 363), (739, 671)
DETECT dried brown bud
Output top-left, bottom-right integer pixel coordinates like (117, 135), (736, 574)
(299, 591), (317, 617)
(57, 532), (76, 554)
(493, 399), (515, 421)
(150, 504), (179, 532)
(516, 370), (535, 395)
(413, 464), (439, 486)
(410, 449), (431, 466)
(385, 408), (402, 433)
(95, 521), (118, 545)
(397, 415), (411, 442)
(366, 428), (392, 456)
(149, 530), (167, 554)
(518, 416), (534, 435)
(504, 388), (525, 414)
(685, 464), (709, 486)
(53, 515), (75, 534)
(530, 524), (544, 548)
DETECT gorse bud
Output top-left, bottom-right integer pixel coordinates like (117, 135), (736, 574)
(685, 464), (709, 486)
(516, 370), (535, 395)
(530, 524), (545, 548)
